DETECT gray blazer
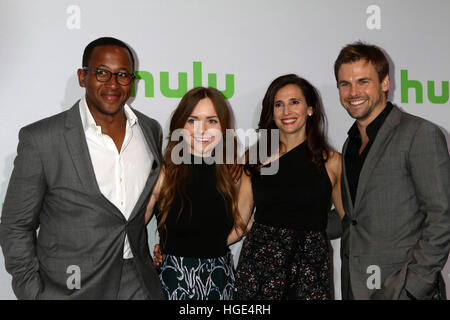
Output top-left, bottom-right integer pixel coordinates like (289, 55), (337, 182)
(340, 104), (450, 300)
(0, 101), (164, 299)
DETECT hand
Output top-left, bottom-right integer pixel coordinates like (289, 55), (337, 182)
(229, 163), (243, 183)
(153, 244), (163, 267)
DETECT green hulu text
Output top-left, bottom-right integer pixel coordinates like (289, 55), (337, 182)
(401, 69), (449, 104)
(131, 61), (234, 99)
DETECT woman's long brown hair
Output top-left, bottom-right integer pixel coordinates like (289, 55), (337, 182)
(157, 87), (244, 244)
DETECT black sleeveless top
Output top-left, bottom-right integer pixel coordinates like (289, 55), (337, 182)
(251, 141), (332, 231)
(158, 156), (234, 258)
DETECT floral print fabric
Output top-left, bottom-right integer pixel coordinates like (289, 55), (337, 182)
(159, 251), (236, 300)
(235, 221), (331, 300)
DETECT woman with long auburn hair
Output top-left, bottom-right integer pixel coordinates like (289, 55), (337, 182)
(231, 74), (345, 299)
(145, 86), (244, 300)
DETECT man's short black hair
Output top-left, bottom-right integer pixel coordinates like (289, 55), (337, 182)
(82, 37), (135, 71)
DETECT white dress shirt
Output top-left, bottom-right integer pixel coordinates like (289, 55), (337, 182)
(79, 97), (153, 259)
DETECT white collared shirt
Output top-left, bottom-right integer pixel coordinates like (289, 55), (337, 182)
(79, 97), (153, 259)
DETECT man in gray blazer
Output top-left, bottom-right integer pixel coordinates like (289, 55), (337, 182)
(0, 37), (164, 299)
(334, 42), (450, 300)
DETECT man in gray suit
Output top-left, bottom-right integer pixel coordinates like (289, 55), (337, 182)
(334, 42), (450, 300)
(0, 37), (164, 299)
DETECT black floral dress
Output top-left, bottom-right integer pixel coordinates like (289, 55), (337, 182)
(235, 141), (332, 300)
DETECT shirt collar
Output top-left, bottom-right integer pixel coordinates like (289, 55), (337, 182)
(79, 96), (138, 133)
(347, 102), (393, 141)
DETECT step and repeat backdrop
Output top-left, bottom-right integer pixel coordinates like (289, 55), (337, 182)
(0, 0), (449, 299)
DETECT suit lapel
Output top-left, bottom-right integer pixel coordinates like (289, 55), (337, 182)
(64, 101), (124, 220)
(353, 106), (402, 213)
(128, 110), (161, 221)
(341, 139), (355, 218)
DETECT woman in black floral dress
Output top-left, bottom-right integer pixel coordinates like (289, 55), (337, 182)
(230, 74), (345, 299)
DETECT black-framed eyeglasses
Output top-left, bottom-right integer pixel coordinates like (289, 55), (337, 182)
(82, 67), (135, 86)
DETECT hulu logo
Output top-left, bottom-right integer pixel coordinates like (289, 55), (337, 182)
(131, 61), (234, 99)
(401, 69), (449, 104)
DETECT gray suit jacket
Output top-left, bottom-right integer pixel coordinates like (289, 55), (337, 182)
(340, 104), (450, 300)
(0, 101), (165, 299)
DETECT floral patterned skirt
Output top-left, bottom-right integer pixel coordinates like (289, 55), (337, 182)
(235, 221), (331, 300)
(158, 251), (236, 300)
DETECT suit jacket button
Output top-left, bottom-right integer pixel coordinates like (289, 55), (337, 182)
(352, 220), (357, 226)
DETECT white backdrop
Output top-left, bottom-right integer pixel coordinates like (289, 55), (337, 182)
(0, 0), (449, 300)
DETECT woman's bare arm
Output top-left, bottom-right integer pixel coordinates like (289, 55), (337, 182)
(227, 172), (255, 245)
(326, 151), (345, 219)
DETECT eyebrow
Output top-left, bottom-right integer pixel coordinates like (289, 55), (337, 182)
(188, 115), (219, 119)
(275, 97), (302, 102)
(97, 64), (131, 72)
(338, 77), (371, 84)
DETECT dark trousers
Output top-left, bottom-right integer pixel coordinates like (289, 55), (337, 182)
(117, 259), (150, 300)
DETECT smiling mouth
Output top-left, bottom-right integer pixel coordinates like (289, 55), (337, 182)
(194, 136), (212, 143)
(102, 93), (121, 101)
(281, 118), (297, 125)
(348, 99), (367, 106)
